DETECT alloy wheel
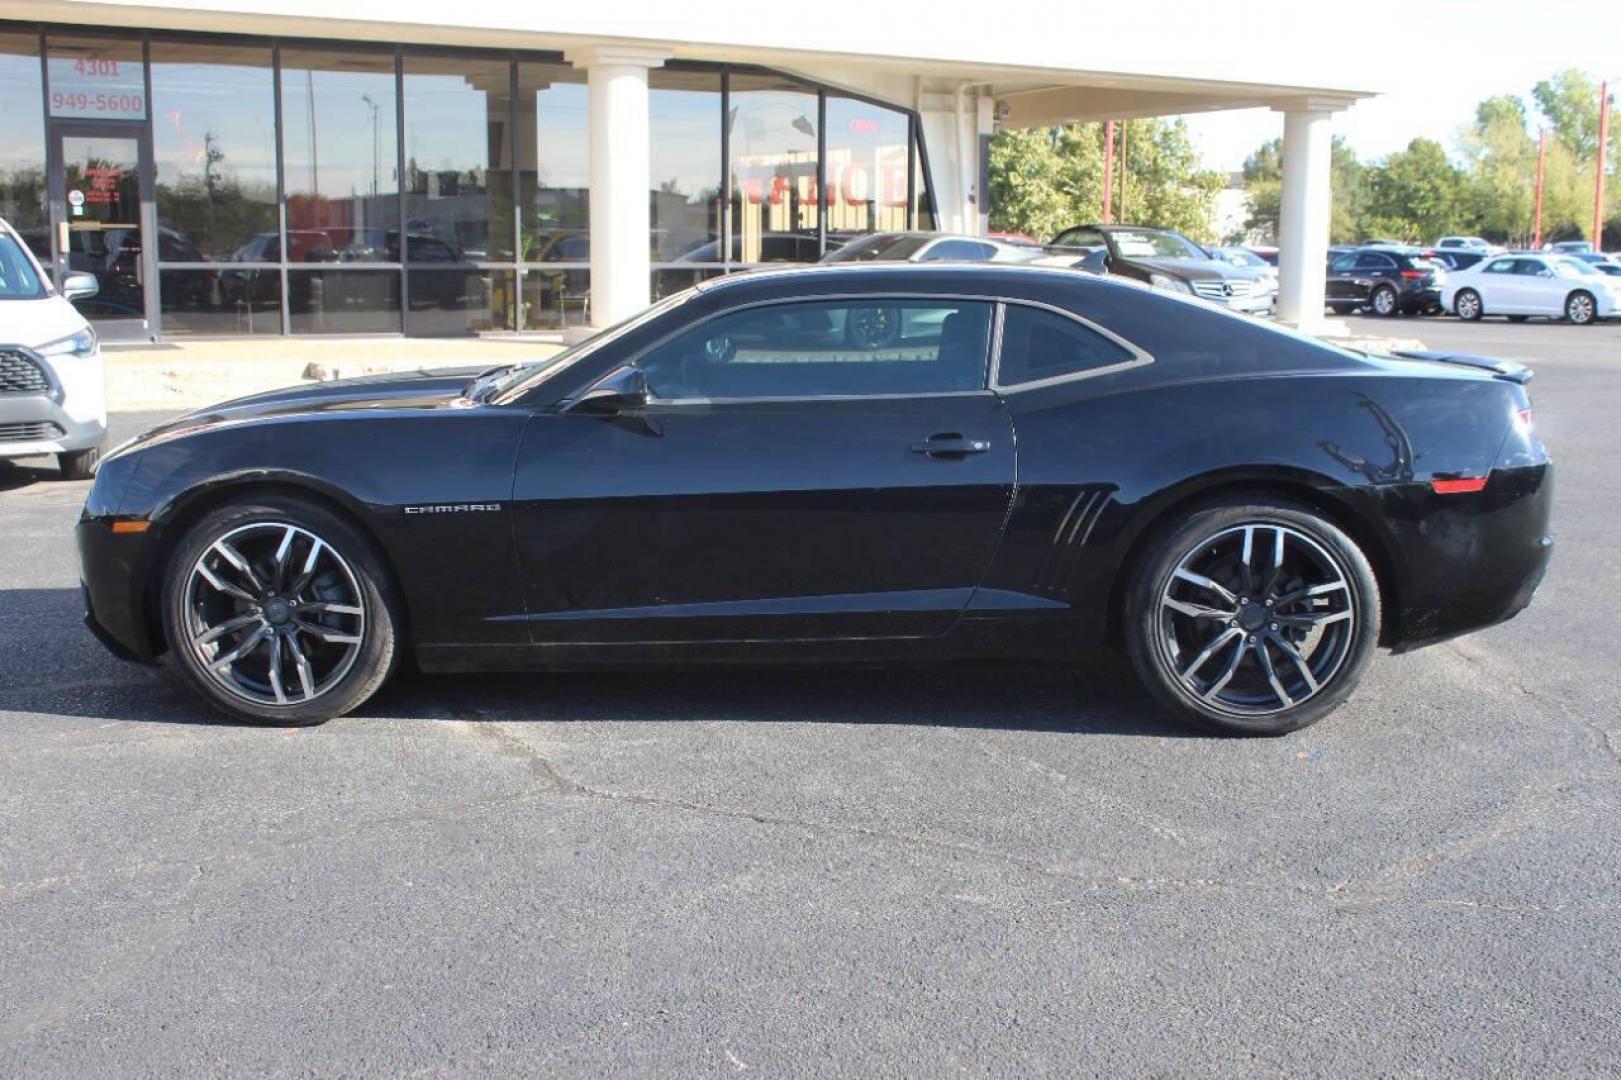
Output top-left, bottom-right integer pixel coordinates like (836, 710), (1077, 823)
(1372, 288), (1397, 315)
(1456, 291), (1481, 320)
(1567, 292), (1595, 324)
(1154, 523), (1357, 718)
(181, 522), (366, 707)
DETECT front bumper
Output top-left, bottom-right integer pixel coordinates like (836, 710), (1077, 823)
(78, 513), (162, 662)
(0, 348), (107, 458)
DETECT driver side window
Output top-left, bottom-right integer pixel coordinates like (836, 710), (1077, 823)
(636, 299), (994, 400)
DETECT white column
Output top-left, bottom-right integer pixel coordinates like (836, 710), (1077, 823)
(565, 46), (670, 330)
(1273, 100), (1340, 330)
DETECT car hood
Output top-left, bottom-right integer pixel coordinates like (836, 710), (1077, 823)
(0, 295), (91, 349)
(1125, 256), (1265, 282)
(111, 366), (488, 457)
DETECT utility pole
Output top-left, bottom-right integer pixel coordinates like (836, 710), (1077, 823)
(1533, 129), (1546, 249)
(1595, 80), (1611, 251)
(1101, 120), (1115, 223)
(1118, 120), (1129, 223)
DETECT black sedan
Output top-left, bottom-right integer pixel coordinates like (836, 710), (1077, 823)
(78, 265), (1552, 736)
(1327, 246), (1448, 316)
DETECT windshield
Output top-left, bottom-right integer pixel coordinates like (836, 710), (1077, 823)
(1109, 229), (1206, 260)
(0, 232), (46, 300)
(822, 234), (929, 263)
(486, 289), (695, 403)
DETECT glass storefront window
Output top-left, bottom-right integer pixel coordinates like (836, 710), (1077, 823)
(406, 268), (513, 335)
(280, 47), (400, 263)
(517, 60), (587, 267)
(150, 41), (278, 262)
(403, 53), (513, 263)
(287, 268), (401, 333)
(160, 268), (281, 335)
(728, 73), (819, 264)
(650, 68), (721, 262)
(46, 34), (145, 120)
(0, 33), (47, 255)
(824, 95), (909, 244)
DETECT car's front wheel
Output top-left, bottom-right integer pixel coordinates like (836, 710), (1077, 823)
(161, 495), (401, 725)
(1455, 288), (1483, 321)
(1565, 290), (1597, 325)
(58, 443), (101, 480)
(1125, 499), (1380, 735)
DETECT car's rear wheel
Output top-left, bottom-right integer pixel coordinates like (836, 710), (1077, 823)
(58, 443), (101, 480)
(1370, 285), (1399, 317)
(161, 495), (401, 725)
(1125, 499), (1380, 735)
(1565, 290), (1597, 325)
(1455, 288), (1483, 321)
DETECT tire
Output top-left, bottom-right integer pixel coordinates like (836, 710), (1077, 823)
(1565, 290), (1597, 325)
(1370, 285), (1399, 317)
(843, 305), (901, 348)
(1507, 315), (1530, 323)
(1124, 498), (1381, 736)
(160, 494), (402, 725)
(1455, 288), (1483, 321)
(58, 443), (101, 480)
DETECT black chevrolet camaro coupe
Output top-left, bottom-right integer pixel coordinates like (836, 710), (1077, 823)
(78, 264), (1552, 735)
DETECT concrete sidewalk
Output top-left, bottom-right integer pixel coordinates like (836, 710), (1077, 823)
(104, 336), (567, 411)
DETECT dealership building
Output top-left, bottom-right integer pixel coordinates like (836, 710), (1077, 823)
(0, 2), (1372, 341)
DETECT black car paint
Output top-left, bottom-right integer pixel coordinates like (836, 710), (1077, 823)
(1047, 225), (1253, 290)
(79, 265), (1552, 675)
(1327, 246), (1445, 313)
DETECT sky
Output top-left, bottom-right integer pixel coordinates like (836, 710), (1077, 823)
(1180, 1), (1621, 173)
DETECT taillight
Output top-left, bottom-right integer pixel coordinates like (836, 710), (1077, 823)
(1432, 476), (1489, 495)
(1400, 269), (1427, 280)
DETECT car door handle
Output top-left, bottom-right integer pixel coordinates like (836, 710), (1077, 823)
(911, 433), (990, 458)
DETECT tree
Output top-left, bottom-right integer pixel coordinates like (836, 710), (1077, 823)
(987, 119), (1221, 241)
(1533, 69), (1604, 159)
(1458, 94), (1536, 245)
(1362, 138), (1464, 243)
(986, 125), (1103, 241)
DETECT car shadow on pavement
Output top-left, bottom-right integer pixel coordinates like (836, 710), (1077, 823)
(2, 585), (1190, 738)
(0, 461), (61, 492)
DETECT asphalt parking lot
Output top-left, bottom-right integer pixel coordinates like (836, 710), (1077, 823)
(2, 316), (1618, 1074)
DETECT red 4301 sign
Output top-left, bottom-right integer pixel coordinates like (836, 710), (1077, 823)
(47, 53), (147, 120)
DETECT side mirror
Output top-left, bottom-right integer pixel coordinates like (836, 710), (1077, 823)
(61, 271), (99, 301)
(1076, 248), (1108, 274)
(568, 364), (648, 416)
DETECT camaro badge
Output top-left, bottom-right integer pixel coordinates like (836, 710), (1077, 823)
(403, 503), (503, 515)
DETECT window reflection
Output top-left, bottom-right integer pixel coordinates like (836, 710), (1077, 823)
(151, 41), (278, 261)
(517, 61), (587, 268)
(403, 53), (513, 262)
(287, 269), (401, 333)
(650, 68), (721, 261)
(728, 74), (819, 264)
(0, 33), (46, 251)
(824, 96), (909, 244)
(162, 268), (281, 335)
(406, 268), (513, 334)
(280, 47), (400, 263)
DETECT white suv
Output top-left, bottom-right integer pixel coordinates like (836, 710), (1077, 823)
(0, 217), (106, 479)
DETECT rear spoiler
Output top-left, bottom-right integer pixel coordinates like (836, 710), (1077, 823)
(1388, 349), (1533, 385)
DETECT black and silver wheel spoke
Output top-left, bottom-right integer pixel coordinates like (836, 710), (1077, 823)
(182, 522), (365, 709)
(1157, 522), (1357, 717)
